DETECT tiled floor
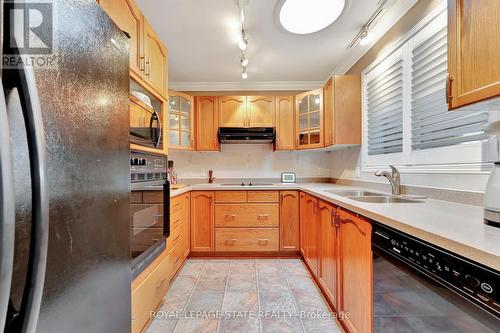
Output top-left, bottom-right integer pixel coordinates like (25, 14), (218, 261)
(146, 258), (344, 333)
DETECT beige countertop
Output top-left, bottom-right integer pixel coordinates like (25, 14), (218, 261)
(171, 183), (500, 271)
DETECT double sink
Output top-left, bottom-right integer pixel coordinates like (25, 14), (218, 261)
(325, 190), (424, 203)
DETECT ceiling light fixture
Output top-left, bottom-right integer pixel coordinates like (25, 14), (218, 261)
(347, 0), (388, 49)
(238, 33), (248, 51)
(278, 0), (345, 34)
(240, 55), (249, 67)
(235, 0), (250, 79)
(241, 69), (248, 79)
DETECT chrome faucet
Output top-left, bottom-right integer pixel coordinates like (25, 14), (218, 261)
(375, 166), (401, 195)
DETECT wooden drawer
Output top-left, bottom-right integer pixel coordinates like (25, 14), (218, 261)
(170, 195), (184, 214)
(170, 209), (183, 232)
(131, 252), (173, 333)
(167, 240), (184, 281)
(215, 204), (279, 227)
(215, 191), (247, 203)
(247, 191), (279, 202)
(166, 223), (183, 253)
(215, 228), (279, 252)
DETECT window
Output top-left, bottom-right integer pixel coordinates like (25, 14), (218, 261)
(362, 9), (499, 171)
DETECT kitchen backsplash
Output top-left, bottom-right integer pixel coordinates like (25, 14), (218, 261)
(168, 144), (331, 181)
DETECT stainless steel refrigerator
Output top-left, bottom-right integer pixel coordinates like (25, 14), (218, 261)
(1, 0), (131, 332)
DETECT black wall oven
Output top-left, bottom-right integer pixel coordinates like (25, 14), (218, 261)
(130, 151), (170, 278)
(372, 223), (500, 333)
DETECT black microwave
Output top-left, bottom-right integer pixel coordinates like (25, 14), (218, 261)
(130, 106), (163, 149)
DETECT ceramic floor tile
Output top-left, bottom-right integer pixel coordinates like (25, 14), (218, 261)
(195, 274), (227, 291)
(169, 275), (198, 292)
(173, 318), (219, 333)
(159, 291), (191, 312)
(292, 292), (330, 314)
(261, 317), (303, 333)
(257, 262), (284, 275)
(179, 260), (205, 276)
(218, 317), (260, 333)
(222, 292), (259, 312)
(286, 276), (319, 292)
(281, 262), (309, 276)
(145, 318), (178, 333)
(202, 261), (231, 275)
(258, 275), (290, 292)
(184, 292), (224, 312)
(227, 274), (257, 291)
(230, 261), (256, 275)
(301, 317), (342, 333)
(259, 292), (297, 315)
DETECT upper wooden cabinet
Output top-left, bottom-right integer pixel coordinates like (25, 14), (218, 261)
(448, 0), (500, 109)
(279, 191), (300, 251)
(99, 0), (168, 98)
(323, 75), (361, 146)
(143, 20), (168, 97)
(98, 0), (143, 75)
(275, 96), (295, 150)
(195, 96), (219, 151)
(296, 89), (323, 149)
(338, 208), (372, 333)
(169, 91), (194, 150)
(219, 96), (275, 128)
(247, 96), (275, 127)
(219, 96), (247, 127)
(191, 192), (215, 252)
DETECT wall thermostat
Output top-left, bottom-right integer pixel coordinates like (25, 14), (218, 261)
(281, 172), (296, 183)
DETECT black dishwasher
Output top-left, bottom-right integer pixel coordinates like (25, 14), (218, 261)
(372, 223), (500, 333)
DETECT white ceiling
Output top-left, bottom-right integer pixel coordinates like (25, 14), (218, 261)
(136, 0), (417, 90)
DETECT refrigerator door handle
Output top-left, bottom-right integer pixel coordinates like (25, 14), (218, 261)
(0, 79), (16, 331)
(4, 35), (49, 333)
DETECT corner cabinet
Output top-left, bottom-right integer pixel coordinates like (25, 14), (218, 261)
(338, 208), (372, 333)
(169, 91), (194, 150)
(296, 89), (323, 149)
(195, 96), (219, 151)
(448, 0), (500, 109)
(190, 192), (215, 252)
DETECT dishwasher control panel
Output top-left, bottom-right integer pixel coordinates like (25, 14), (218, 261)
(373, 223), (500, 318)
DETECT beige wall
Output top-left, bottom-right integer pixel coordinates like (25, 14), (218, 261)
(347, 0), (443, 74)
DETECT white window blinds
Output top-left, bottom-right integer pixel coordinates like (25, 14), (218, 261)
(410, 26), (489, 150)
(366, 55), (404, 156)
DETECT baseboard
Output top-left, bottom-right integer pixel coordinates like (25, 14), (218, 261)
(188, 251), (301, 258)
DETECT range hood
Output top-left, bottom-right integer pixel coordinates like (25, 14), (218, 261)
(218, 127), (275, 144)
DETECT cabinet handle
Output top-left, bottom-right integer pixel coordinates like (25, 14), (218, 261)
(140, 56), (145, 72)
(155, 278), (166, 293)
(145, 59), (151, 77)
(446, 73), (453, 104)
(175, 256), (180, 264)
(257, 238), (269, 245)
(174, 235), (180, 242)
(225, 238), (236, 245)
(339, 217), (366, 236)
(225, 214), (236, 220)
(258, 214), (269, 220)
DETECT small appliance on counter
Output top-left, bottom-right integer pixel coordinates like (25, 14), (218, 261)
(484, 121), (500, 227)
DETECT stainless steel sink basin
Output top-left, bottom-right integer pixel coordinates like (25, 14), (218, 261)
(348, 196), (423, 203)
(326, 190), (384, 197)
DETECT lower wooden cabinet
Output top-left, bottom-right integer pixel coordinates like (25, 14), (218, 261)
(190, 191), (215, 252)
(215, 228), (279, 252)
(215, 204), (279, 228)
(338, 208), (373, 333)
(318, 200), (339, 308)
(300, 193), (320, 276)
(279, 191), (299, 251)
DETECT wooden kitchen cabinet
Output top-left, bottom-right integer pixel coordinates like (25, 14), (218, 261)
(279, 191), (299, 251)
(190, 191), (215, 252)
(219, 96), (247, 127)
(195, 96), (219, 151)
(448, 0), (500, 109)
(275, 96), (295, 150)
(338, 208), (372, 333)
(323, 76), (361, 146)
(296, 89), (324, 149)
(180, 193), (191, 259)
(169, 90), (194, 150)
(247, 96), (275, 127)
(98, 0), (143, 76)
(318, 200), (339, 308)
(300, 193), (320, 276)
(143, 19), (168, 97)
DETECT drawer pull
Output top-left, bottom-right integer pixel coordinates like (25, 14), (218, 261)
(257, 214), (269, 220)
(174, 235), (180, 242)
(173, 218), (181, 226)
(155, 278), (166, 294)
(257, 238), (269, 245)
(225, 238), (237, 245)
(225, 214), (237, 220)
(175, 256), (180, 264)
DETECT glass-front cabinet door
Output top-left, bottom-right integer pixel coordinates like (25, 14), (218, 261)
(169, 91), (194, 150)
(296, 89), (323, 149)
